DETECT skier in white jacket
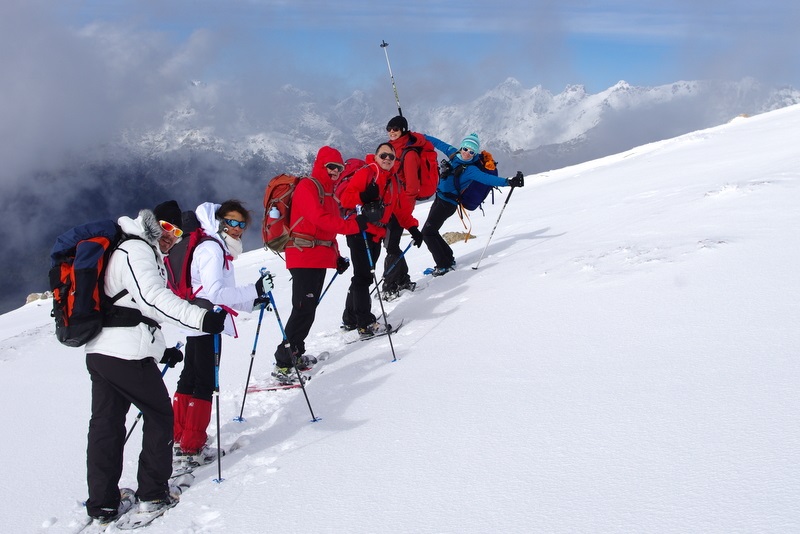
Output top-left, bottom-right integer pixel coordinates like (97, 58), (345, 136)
(84, 208), (227, 524)
(172, 200), (274, 457)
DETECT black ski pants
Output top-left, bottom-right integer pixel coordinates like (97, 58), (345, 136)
(343, 232), (382, 329)
(176, 334), (220, 402)
(274, 267), (326, 367)
(381, 215), (411, 291)
(421, 196), (458, 269)
(86, 353), (173, 516)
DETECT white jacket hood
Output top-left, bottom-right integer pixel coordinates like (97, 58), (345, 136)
(195, 202), (222, 237)
(118, 209), (162, 245)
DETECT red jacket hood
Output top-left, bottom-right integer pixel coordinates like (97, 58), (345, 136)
(311, 146), (345, 188)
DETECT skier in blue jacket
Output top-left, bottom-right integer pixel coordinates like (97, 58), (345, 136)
(422, 132), (523, 276)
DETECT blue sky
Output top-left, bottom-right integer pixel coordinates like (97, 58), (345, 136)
(46, 0), (800, 95)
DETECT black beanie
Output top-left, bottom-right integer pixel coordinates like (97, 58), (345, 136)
(386, 115), (408, 134)
(153, 200), (182, 228)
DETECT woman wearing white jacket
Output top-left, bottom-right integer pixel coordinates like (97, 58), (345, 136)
(84, 208), (226, 523)
(172, 200), (274, 457)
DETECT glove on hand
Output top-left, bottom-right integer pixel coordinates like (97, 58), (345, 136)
(355, 213), (369, 232)
(408, 226), (424, 248)
(336, 256), (351, 275)
(252, 295), (272, 312)
(160, 347), (184, 368)
(507, 171), (525, 188)
(201, 309), (228, 334)
(360, 181), (380, 204)
(255, 270), (275, 296)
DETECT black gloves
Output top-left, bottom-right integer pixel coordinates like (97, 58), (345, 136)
(160, 346), (184, 368)
(355, 213), (369, 232)
(201, 309), (228, 334)
(507, 171), (525, 188)
(408, 226), (424, 248)
(252, 295), (272, 312)
(360, 181), (380, 204)
(255, 270), (275, 296)
(336, 256), (351, 275)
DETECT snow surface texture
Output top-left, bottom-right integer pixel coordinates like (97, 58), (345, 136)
(3, 105), (799, 533)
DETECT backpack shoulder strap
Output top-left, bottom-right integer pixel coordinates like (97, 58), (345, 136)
(305, 176), (327, 204)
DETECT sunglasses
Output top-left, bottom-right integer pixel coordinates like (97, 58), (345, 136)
(325, 163), (344, 172)
(460, 147), (476, 155)
(378, 152), (396, 161)
(223, 218), (247, 229)
(386, 126), (402, 133)
(159, 220), (183, 238)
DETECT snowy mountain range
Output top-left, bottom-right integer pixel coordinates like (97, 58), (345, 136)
(1, 77), (798, 317)
(126, 77), (800, 172)
(5, 102), (799, 533)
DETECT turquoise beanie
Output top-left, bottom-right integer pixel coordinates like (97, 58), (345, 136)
(460, 132), (480, 154)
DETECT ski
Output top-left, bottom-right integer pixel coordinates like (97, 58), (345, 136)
(68, 488), (135, 533)
(423, 267), (455, 276)
(113, 474), (193, 530)
(246, 352), (330, 393)
(170, 437), (244, 479)
(344, 319), (405, 344)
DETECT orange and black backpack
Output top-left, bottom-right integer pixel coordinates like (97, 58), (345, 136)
(49, 220), (159, 347)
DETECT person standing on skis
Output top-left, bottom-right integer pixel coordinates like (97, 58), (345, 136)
(171, 200), (275, 461)
(382, 115), (425, 300)
(270, 146), (361, 383)
(84, 206), (226, 525)
(337, 142), (423, 337)
(422, 132), (524, 276)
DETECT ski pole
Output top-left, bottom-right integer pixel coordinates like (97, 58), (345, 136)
(317, 271), (339, 304)
(234, 302), (267, 422)
(472, 186), (517, 270)
(212, 309), (224, 483)
(370, 241), (413, 296)
(358, 206), (398, 362)
(380, 40), (402, 117)
(267, 287), (319, 422)
(124, 341), (183, 444)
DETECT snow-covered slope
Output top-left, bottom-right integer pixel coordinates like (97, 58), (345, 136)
(3, 103), (799, 533)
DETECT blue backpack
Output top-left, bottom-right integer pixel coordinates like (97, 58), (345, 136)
(443, 150), (500, 211)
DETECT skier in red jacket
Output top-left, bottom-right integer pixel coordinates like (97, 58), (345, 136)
(383, 115), (424, 299)
(271, 146), (361, 382)
(337, 142), (423, 337)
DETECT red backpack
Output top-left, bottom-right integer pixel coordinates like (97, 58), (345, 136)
(262, 174), (326, 253)
(397, 133), (439, 200)
(333, 158), (368, 218)
(164, 225), (227, 308)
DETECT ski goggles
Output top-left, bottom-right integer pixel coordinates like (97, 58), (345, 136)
(377, 152), (396, 161)
(159, 220), (184, 237)
(325, 162), (345, 172)
(223, 218), (247, 229)
(460, 147), (476, 155)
